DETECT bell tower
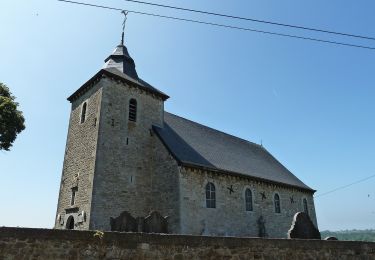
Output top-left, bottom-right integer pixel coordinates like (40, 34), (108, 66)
(55, 27), (169, 230)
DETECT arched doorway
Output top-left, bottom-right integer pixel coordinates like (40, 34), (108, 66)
(66, 216), (74, 230)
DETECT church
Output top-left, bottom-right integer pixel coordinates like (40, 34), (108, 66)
(54, 35), (318, 238)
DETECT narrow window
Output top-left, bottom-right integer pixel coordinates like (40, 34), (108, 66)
(245, 188), (253, 211)
(206, 182), (216, 208)
(80, 102), (87, 123)
(71, 187), (78, 206)
(303, 198), (309, 215)
(129, 98), (137, 122)
(274, 193), (281, 213)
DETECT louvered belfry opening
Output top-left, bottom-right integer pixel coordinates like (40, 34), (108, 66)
(129, 98), (137, 122)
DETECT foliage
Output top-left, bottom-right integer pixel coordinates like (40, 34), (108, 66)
(0, 82), (25, 151)
(93, 230), (104, 239)
(320, 229), (375, 242)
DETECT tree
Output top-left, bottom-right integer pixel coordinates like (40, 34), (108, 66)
(0, 82), (25, 151)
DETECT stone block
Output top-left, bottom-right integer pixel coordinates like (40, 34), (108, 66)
(288, 212), (321, 239)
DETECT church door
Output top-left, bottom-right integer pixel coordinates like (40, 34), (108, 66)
(66, 216), (74, 230)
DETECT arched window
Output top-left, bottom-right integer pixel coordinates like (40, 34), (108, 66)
(80, 102), (87, 123)
(205, 182), (216, 208)
(274, 193), (281, 213)
(129, 98), (137, 122)
(66, 216), (74, 230)
(303, 198), (309, 215)
(245, 188), (253, 211)
(70, 187), (78, 206)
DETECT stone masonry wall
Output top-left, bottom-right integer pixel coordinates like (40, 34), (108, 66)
(179, 167), (317, 238)
(55, 80), (104, 230)
(1, 227), (375, 260)
(150, 135), (181, 232)
(89, 77), (167, 230)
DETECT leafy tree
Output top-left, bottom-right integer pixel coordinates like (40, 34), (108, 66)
(0, 82), (25, 151)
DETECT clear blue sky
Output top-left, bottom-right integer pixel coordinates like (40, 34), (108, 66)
(1, 0), (374, 231)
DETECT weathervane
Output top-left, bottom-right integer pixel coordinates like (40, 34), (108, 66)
(121, 10), (129, 45)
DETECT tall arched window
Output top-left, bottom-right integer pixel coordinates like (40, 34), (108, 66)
(303, 198), (309, 215)
(245, 188), (253, 211)
(274, 193), (281, 213)
(80, 102), (87, 123)
(129, 98), (137, 122)
(205, 182), (216, 208)
(70, 187), (78, 206)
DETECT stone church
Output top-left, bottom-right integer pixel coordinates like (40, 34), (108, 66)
(54, 37), (318, 238)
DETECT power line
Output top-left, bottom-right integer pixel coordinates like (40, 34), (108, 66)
(59, 0), (123, 11)
(123, 0), (375, 41)
(314, 174), (375, 198)
(57, 0), (375, 51)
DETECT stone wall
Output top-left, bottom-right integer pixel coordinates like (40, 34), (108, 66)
(179, 167), (317, 238)
(150, 134), (181, 233)
(1, 227), (374, 260)
(90, 77), (169, 230)
(55, 80), (104, 230)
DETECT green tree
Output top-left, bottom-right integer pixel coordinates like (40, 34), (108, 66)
(0, 82), (25, 151)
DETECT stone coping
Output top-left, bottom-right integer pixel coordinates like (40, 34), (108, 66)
(1, 227), (374, 250)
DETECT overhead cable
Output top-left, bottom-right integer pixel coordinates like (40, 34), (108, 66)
(315, 174), (375, 198)
(124, 0), (375, 41)
(57, 0), (375, 51)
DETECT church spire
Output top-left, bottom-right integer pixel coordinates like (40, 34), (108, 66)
(103, 11), (139, 80)
(121, 10), (128, 46)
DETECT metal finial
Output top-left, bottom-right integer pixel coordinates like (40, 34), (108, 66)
(121, 10), (129, 45)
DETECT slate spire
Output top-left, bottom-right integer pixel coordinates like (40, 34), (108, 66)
(103, 10), (138, 79)
(103, 43), (139, 80)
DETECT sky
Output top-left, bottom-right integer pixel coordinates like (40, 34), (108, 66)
(1, 0), (374, 231)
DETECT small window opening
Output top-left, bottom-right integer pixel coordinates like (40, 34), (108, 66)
(71, 187), (78, 206)
(274, 193), (281, 213)
(303, 198), (309, 215)
(205, 182), (216, 208)
(126, 138), (129, 145)
(245, 188), (253, 211)
(129, 99), (137, 122)
(80, 102), (87, 123)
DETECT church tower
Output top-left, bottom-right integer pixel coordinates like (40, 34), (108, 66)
(54, 36), (170, 230)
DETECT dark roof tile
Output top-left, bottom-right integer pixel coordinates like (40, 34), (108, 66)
(153, 112), (314, 191)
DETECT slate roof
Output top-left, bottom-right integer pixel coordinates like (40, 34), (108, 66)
(104, 44), (139, 80)
(68, 44), (169, 102)
(153, 112), (314, 192)
(67, 67), (169, 102)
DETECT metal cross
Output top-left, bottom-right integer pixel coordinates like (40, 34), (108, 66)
(121, 10), (129, 45)
(260, 191), (266, 200)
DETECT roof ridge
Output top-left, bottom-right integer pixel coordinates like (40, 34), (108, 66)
(165, 111), (263, 149)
